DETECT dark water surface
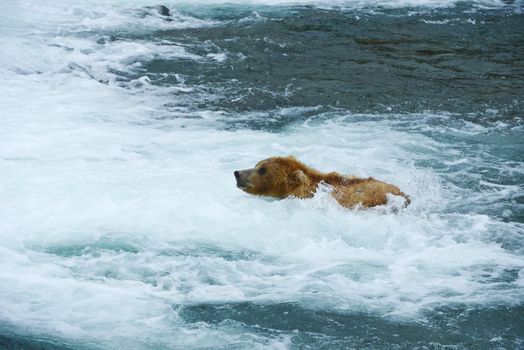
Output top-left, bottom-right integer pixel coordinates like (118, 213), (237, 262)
(179, 303), (524, 349)
(134, 4), (524, 116)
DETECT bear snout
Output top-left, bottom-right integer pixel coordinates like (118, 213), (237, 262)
(234, 169), (250, 190)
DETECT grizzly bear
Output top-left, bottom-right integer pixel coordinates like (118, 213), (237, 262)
(234, 156), (410, 209)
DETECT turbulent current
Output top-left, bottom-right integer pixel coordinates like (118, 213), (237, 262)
(0, 0), (523, 349)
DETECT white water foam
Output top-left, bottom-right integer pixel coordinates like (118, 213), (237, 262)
(1, 1), (523, 348)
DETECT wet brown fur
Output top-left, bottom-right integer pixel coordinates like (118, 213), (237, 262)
(235, 156), (410, 208)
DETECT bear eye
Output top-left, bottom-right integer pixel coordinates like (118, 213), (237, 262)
(258, 167), (267, 175)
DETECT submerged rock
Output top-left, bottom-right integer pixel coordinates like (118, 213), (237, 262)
(158, 5), (170, 17)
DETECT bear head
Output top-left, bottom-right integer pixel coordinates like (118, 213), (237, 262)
(234, 156), (314, 199)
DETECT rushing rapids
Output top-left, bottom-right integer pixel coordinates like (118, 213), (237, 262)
(0, 1), (523, 349)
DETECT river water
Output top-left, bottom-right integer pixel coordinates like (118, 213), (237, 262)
(0, 0), (523, 349)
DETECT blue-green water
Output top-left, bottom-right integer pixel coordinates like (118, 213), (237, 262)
(0, 1), (523, 349)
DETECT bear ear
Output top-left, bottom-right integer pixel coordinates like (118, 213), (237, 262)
(290, 169), (308, 185)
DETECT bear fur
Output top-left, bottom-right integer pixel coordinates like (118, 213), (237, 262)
(234, 156), (410, 209)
